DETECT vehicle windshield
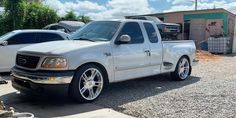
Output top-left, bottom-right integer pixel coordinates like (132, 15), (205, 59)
(0, 31), (16, 42)
(70, 21), (121, 41)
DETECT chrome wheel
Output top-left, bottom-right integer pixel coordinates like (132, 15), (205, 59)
(178, 58), (190, 80)
(79, 68), (103, 100)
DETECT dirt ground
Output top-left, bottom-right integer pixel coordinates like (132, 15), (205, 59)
(196, 50), (221, 61)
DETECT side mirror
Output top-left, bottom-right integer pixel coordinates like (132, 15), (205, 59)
(0, 41), (8, 46)
(116, 35), (131, 44)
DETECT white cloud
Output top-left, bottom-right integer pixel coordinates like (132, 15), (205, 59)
(171, 0), (195, 5)
(165, 0), (236, 14)
(43, 0), (236, 20)
(43, 0), (106, 16)
(44, 0), (156, 20)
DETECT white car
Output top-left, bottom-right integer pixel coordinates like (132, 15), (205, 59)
(0, 30), (69, 72)
(11, 19), (198, 102)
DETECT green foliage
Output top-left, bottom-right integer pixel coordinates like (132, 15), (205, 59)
(23, 2), (58, 29)
(63, 11), (91, 23)
(0, 1), (91, 35)
(4, 0), (27, 32)
(0, 14), (7, 34)
(78, 15), (91, 23)
(0, 0), (58, 35)
(64, 11), (78, 21)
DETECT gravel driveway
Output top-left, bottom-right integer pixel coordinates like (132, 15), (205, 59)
(93, 55), (236, 118)
(1, 55), (236, 118)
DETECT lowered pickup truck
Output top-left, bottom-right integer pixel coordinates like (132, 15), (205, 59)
(11, 19), (197, 102)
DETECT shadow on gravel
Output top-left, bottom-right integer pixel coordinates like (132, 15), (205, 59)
(0, 92), (101, 118)
(94, 74), (200, 111)
(0, 73), (102, 118)
(0, 74), (200, 117)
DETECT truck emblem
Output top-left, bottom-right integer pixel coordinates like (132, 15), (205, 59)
(18, 58), (27, 65)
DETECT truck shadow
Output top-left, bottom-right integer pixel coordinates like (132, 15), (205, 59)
(95, 74), (200, 111)
(0, 74), (200, 117)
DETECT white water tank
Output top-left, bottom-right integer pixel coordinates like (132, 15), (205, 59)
(208, 37), (230, 54)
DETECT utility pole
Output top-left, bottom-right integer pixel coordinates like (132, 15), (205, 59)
(195, 0), (198, 10)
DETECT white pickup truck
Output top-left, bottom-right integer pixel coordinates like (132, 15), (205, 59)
(11, 19), (197, 103)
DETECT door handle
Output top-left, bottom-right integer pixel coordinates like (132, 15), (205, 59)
(144, 50), (151, 56)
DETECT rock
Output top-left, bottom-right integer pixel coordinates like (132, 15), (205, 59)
(0, 77), (8, 84)
(0, 110), (13, 117)
(0, 101), (5, 110)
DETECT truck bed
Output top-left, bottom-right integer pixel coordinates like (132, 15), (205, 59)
(161, 40), (196, 73)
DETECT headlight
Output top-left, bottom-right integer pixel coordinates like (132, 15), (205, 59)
(41, 57), (67, 69)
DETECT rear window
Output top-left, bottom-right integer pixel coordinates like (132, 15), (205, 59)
(144, 23), (158, 43)
(8, 33), (37, 45)
(38, 33), (64, 42)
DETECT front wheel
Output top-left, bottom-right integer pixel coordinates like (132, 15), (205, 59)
(69, 64), (104, 103)
(171, 57), (191, 81)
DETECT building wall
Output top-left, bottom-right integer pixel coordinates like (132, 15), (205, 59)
(183, 12), (228, 34)
(205, 19), (224, 38)
(228, 13), (235, 51)
(127, 9), (236, 52)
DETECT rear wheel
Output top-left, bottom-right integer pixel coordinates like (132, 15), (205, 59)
(69, 64), (104, 103)
(171, 57), (191, 81)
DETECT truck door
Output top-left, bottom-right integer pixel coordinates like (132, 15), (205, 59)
(112, 22), (150, 81)
(143, 22), (163, 74)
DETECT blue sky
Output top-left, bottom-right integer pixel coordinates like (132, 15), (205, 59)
(43, 0), (236, 19)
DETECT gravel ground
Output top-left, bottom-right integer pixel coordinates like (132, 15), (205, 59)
(93, 55), (236, 118)
(1, 55), (236, 118)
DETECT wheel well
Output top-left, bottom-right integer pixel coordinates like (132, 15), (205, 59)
(77, 62), (109, 84)
(181, 55), (190, 62)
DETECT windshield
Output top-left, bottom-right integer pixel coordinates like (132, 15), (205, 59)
(70, 21), (121, 41)
(0, 31), (16, 42)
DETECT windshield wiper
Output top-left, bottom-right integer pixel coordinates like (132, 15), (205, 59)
(73, 37), (95, 42)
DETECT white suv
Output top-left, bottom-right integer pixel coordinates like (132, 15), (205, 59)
(0, 30), (69, 72)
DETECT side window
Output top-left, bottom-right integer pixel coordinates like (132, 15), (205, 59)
(144, 23), (158, 43)
(38, 33), (64, 42)
(8, 33), (37, 45)
(49, 26), (57, 30)
(118, 22), (144, 44)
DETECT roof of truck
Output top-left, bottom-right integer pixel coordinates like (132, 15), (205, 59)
(95, 19), (155, 23)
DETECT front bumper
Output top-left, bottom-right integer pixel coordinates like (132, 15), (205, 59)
(11, 67), (74, 84)
(11, 67), (75, 95)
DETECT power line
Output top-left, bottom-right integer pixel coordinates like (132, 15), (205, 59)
(195, 0), (198, 10)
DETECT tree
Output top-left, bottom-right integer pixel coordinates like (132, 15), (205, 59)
(3, 0), (27, 32)
(64, 11), (78, 21)
(0, 14), (7, 34)
(23, 2), (58, 29)
(0, 0), (4, 6)
(78, 15), (91, 23)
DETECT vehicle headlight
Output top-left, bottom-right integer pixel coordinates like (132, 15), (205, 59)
(41, 57), (67, 69)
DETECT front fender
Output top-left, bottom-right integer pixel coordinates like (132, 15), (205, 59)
(64, 44), (114, 82)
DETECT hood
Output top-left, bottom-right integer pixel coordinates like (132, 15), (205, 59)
(19, 40), (107, 55)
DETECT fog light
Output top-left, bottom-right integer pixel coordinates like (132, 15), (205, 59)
(48, 77), (56, 81)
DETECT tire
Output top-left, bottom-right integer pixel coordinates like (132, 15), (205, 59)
(69, 64), (105, 103)
(171, 57), (191, 81)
